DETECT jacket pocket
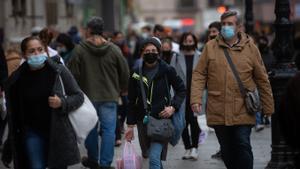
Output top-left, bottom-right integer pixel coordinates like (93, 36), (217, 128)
(207, 91), (221, 96)
(206, 91), (223, 116)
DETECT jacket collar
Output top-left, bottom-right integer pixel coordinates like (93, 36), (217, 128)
(140, 59), (169, 79)
(5, 58), (62, 91)
(217, 32), (251, 51)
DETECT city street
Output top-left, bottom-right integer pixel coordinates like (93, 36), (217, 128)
(0, 120), (271, 169)
(72, 123), (271, 169)
(0, 0), (298, 169)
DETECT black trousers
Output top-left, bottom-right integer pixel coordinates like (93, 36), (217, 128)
(214, 125), (253, 169)
(181, 103), (200, 149)
(115, 96), (128, 140)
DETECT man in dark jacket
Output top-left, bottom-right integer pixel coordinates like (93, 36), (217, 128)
(68, 17), (129, 169)
(0, 46), (7, 146)
(0, 46), (7, 92)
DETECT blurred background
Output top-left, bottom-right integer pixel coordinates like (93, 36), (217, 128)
(0, 0), (299, 48)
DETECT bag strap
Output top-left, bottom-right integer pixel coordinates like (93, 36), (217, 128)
(138, 64), (149, 115)
(164, 75), (171, 106)
(222, 48), (246, 97)
(58, 75), (66, 97)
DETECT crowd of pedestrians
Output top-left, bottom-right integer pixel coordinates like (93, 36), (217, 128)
(1, 10), (299, 169)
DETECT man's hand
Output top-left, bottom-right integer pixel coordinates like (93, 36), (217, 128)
(125, 126), (134, 141)
(191, 103), (202, 115)
(159, 106), (175, 118)
(48, 95), (62, 109)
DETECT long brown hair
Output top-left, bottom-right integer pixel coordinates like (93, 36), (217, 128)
(38, 27), (54, 57)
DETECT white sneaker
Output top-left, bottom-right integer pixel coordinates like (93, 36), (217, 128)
(190, 148), (198, 160)
(255, 124), (264, 132)
(182, 149), (191, 160)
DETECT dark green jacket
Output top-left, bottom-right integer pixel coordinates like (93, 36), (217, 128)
(68, 41), (129, 102)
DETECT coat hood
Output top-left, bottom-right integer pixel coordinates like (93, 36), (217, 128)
(79, 40), (113, 56)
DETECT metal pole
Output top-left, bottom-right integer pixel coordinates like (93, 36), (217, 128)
(102, 0), (120, 32)
(266, 0), (299, 168)
(244, 0), (253, 35)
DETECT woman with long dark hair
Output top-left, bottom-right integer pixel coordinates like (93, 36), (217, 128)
(2, 36), (83, 169)
(170, 32), (205, 160)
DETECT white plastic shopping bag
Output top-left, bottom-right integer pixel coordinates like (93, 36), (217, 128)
(116, 142), (142, 169)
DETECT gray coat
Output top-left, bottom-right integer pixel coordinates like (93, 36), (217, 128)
(170, 50), (207, 113)
(4, 58), (84, 169)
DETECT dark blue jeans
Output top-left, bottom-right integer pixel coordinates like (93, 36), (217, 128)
(85, 101), (117, 167)
(24, 128), (67, 169)
(213, 125), (253, 169)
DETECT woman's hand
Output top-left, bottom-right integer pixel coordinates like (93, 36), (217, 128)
(48, 95), (62, 109)
(159, 106), (175, 118)
(125, 126), (134, 142)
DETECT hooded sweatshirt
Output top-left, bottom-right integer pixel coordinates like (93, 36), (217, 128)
(68, 40), (129, 102)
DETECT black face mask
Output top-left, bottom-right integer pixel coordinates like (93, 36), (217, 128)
(209, 35), (217, 40)
(162, 50), (172, 57)
(182, 44), (195, 51)
(162, 51), (172, 63)
(144, 53), (159, 64)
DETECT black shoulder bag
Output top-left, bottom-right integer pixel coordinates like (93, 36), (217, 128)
(223, 48), (262, 115)
(138, 64), (174, 142)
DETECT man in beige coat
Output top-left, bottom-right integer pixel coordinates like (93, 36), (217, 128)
(190, 11), (274, 169)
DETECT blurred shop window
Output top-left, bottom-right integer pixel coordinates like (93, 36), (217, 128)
(46, 1), (58, 25)
(12, 0), (26, 17)
(177, 0), (197, 11)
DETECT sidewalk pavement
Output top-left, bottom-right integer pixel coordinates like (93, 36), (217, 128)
(69, 125), (271, 169)
(0, 120), (271, 169)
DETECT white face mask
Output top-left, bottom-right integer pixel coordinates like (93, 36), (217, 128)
(57, 46), (67, 54)
(221, 26), (236, 40)
(27, 53), (47, 69)
(141, 32), (149, 39)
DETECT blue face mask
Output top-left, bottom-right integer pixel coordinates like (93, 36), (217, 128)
(221, 26), (235, 40)
(27, 53), (47, 69)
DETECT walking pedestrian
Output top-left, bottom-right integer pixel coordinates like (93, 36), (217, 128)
(190, 11), (274, 169)
(2, 36), (84, 169)
(0, 46), (7, 91)
(111, 31), (132, 147)
(125, 37), (186, 169)
(68, 16), (130, 169)
(5, 49), (22, 76)
(161, 38), (179, 64)
(170, 32), (203, 160)
(55, 33), (75, 64)
(0, 45), (8, 147)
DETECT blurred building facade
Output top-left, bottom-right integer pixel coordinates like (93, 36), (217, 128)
(128, 0), (300, 34)
(131, 0), (244, 33)
(0, 0), (123, 48)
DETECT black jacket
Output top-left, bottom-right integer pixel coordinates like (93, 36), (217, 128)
(4, 58), (84, 168)
(0, 46), (7, 90)
(127, 60), (186, 125)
